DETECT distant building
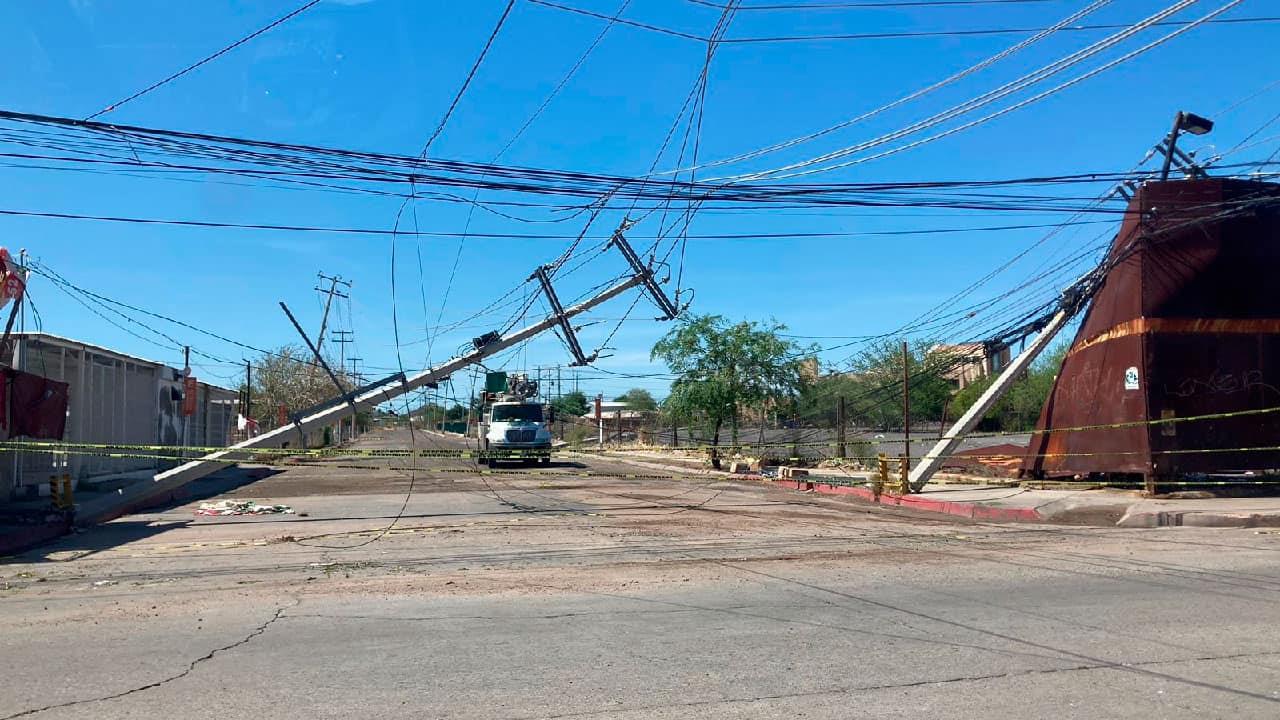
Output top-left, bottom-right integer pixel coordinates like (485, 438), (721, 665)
(580, 401), (653, 441)
(930, 343), (1012, 390)
(799, 357), (820, 383)
(1, 332), (238, 500)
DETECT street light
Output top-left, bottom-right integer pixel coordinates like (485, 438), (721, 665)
(1160, 110), (1214, 181)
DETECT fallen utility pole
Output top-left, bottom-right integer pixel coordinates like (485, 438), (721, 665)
(140, 275), (645, 500)
(280, 301), (355, 411)
(908, 271), (1100, 492)
(908, 308), (1071, 492)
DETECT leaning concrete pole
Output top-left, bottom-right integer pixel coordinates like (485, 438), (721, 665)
(137, 276), (644, 500)
(908, 307), (1072, 492)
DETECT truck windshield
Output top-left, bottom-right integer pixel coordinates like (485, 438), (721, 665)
(492, 404), (543, 423)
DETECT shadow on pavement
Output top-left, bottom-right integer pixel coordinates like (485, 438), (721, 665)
(15, 519), (191, 563)
(147, 466), (283, 512)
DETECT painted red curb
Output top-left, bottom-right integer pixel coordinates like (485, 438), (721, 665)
(770, 478), (1042, 522)
(0, 519), (71, 557)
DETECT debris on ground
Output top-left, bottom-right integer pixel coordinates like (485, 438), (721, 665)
(195, 500), (295, 516)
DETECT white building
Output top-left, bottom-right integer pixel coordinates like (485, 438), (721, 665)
(2, 332), (238, 499)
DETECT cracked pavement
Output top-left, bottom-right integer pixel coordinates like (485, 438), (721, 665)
(3, 428), (1280, 718)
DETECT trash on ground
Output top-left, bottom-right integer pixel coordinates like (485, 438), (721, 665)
(195, 500), (294, 516)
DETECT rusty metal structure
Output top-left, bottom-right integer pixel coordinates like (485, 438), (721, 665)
(1025, 178), (1280, 479)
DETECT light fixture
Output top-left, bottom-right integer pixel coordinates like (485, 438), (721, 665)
(1179, 112), (1214, 135)
(1161, 110), (1214, 180)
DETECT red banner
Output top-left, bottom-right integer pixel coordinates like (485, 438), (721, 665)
(182, 376), (197, 416)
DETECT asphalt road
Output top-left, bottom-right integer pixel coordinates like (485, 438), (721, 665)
(3, 427), (1279, 718)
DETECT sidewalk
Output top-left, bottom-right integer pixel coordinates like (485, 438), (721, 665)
(589, 448), (1280, 528)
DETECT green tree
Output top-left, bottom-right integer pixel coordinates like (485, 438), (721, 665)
(613, 388), (658, 411)
(652, 314), (814, 466)
(551, 390), (591, 419)
(800, 340), (953, 431)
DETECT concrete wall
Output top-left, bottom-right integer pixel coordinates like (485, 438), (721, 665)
(2, 334), (238, 499)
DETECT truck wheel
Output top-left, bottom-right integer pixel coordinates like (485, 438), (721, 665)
(539, 455), (551, 466)
(478, 441), (490, 466)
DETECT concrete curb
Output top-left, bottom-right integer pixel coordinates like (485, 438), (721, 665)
(769, 478), (1045, 522)
(1116, 508), (1280, 528)
(0, 518), (71, 556)
(553, 451), (1280, 528)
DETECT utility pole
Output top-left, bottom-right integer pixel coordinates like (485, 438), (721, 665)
(314, 272), (351, 355)
(331, 330), (354, 379)
(596, 394), (603, 447)
(909, 273), (1096, 491)
(836, 395), (846, 460)
(182, 346), (191, 447)
(17, 249), (26, 336)
(902, 341), (911, 471)
(1159, 110), (1213, 181)
(244, 360), (252, 421)
(348, 356), (363, 440)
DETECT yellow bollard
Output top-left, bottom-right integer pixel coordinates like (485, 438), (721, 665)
(898, 456), (910, 495)
(874, 454), (887, 500)
(61, 474), (74, 509)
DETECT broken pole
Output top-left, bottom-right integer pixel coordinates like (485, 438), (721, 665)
(133, 275), (646, 509)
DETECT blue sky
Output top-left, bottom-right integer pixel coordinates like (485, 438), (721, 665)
(0, 0), (1277, 403)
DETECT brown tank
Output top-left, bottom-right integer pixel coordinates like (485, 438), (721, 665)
(1025, 178), (1280, 478)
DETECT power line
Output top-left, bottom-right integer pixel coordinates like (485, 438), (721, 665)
(751, 0), (1248, 181)
(85, 0), (322, 120)
(416, 0), (518, 158)
(534, 0), (1276, 44)
(341, 0), (522, 552)
(428, 0), (633, 369)
(25, 259), (339, 373)
(1, 108), (1227, 208)
(719, 14), (1278, 43)
(28, 200), (1280, 243)
(528, 0), (706, 41)
(668, 0), (1112, 176)
(715, 0), (1204, 181)
(689, 0), (1056, 8)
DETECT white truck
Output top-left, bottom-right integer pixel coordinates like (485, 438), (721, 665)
(478, 374), (553, 465)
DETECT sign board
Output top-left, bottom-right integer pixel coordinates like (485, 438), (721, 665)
(1123, 366), (1140, 391)
(595, 394), (602, 421)
(182, 376), (198, 416)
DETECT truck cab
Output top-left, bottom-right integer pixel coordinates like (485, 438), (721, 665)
(480, 400), (552, 465)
